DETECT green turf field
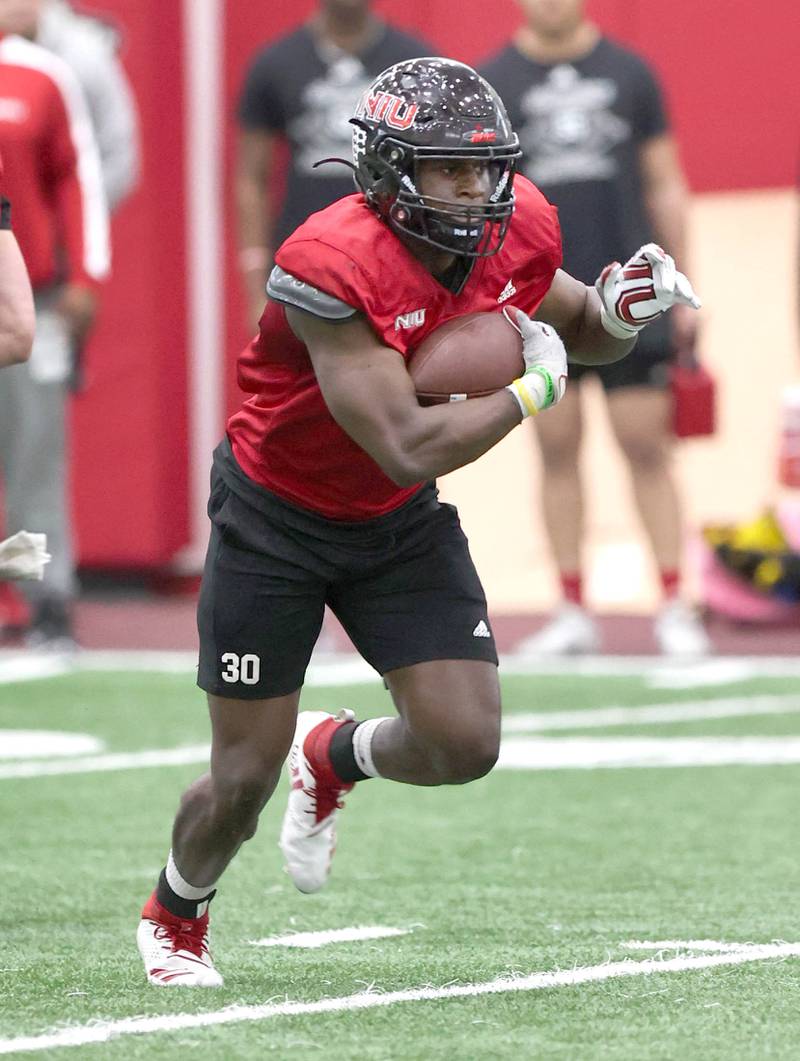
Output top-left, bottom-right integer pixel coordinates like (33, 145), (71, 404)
(3, 654), (800, 1059)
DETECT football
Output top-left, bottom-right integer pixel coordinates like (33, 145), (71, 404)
(407, 310), (524, 404)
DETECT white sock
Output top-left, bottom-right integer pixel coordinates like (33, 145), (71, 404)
(166, 850), (216, 901)
(352, 717), (391, 778)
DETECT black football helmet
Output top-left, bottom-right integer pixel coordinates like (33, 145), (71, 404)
(350, 57), (521, 258)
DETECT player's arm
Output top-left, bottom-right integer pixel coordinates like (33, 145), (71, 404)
(287, 305), (525, 485)
(46, 67), (109, 345)
(537, 238), (701, 366)
(236, 128), (277, 330)
(0, 223), (35, 367)
(535, 268), (636, 366)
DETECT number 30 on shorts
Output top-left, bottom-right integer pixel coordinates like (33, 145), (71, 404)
(220, 652), (261, 685)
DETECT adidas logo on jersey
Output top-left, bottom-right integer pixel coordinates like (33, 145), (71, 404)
(473, 619), (491, 638)
(395, 308), (426, 330)
(497, 279), (516, 304)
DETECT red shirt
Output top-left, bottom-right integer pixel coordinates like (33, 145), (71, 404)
(228, 175), (562, 520)
(0, 33), (109, 289)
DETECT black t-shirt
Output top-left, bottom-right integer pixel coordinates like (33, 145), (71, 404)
(480, 37), (668, 285)
(239, 23), (431, 247)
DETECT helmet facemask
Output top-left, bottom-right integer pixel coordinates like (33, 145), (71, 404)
(353, 125), (519, 259)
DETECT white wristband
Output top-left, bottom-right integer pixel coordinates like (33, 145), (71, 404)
(599, 305), (640, 340)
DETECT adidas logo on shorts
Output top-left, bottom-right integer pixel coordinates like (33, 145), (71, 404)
(472, 620), (491, 638)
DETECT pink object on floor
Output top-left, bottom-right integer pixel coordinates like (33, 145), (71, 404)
(695, 538), (800, 624)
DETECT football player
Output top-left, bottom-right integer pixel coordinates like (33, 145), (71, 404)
(137, 57), (699, 987)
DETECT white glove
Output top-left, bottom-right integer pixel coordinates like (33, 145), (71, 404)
(503, 307), (568, 419)
(0, 531), (51, 580)
(595, 242), (701, 340)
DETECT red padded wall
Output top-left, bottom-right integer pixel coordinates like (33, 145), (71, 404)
(69, 0), (189, 567)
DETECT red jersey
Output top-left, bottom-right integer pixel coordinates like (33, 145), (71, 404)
(0, 33), (109, 289)
(229, 174), (561, 520)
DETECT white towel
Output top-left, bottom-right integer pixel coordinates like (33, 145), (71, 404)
(0, 532), (52, 580)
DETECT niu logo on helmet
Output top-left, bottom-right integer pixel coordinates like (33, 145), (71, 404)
(357, 90), (418, 131)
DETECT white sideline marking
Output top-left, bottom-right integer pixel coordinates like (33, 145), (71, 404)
(497, 736), (800, 770)
(249, 926), (411, 949)
(0, 731), (103, 760)
(622, 940), (746, 952)
(645, 660), (766, 689)
(503, 694), (800, 732)
(0, 745), (209, 780)
(1, 941), (798, 1055)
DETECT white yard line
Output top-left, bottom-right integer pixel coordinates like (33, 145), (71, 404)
(0, 941), (798, 1055)
(249, 926), (411, 949)
(503, 694), (800, 732)
(497, 736), (800, 770)
(622, 940), (749, 952)
(0, 731), (103, 760)
(0, 745), (209, 780)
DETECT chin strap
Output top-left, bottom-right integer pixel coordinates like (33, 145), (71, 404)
(311, 157), (357, 174)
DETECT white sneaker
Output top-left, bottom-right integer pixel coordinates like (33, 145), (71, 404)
(515, 603), (600, 656)
(137, 893), (223, 987)
(279, 709), (356, 894)
(653, 599), (711, 657)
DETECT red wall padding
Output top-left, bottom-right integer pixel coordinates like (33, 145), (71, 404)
(70, 0), (188, 566)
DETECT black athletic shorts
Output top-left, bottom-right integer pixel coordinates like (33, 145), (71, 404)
(196, 441), (498, 699)
(570, 313), (672, 391)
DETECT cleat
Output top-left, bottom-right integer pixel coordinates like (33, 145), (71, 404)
(137, 892), (223, 987)
(515, 603), (600, 656)
(653, 598), (711, 657)
(279, 709), (356, 894)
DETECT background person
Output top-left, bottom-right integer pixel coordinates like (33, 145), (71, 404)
(235, 0), (430, 331)
(0, 16), (109, 650)
(12, 0), (140, 211)
(481, 0), (710, 656)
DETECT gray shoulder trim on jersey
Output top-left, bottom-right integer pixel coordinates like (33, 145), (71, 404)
(267, 265), (358, 321)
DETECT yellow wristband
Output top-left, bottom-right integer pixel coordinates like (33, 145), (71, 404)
(511, 377), (540, 418)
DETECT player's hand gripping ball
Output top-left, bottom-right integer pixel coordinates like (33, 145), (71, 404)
(503, 308), (568, 419)
(596, 242), (701, 340)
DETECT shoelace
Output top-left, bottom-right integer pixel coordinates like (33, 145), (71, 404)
(153, 921), (207, 959)
(305, 782), (348, 823)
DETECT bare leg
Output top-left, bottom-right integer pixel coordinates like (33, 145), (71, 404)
(171, 691), (300, 888)
(532, 385), (584, 575)
(371, 659), (502, 786)
(606, 386), (682, 573)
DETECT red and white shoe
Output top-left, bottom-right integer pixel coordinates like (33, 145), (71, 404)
(137, 892), (223, 987)
(279, 709), (356, 894)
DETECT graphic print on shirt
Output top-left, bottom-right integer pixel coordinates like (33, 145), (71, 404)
(517, 65), (630, 186)
(288, 56), (376, 177)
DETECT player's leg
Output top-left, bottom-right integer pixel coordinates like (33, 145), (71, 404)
(171, 691), (300, 886)
(606, 382), (709, 655)
(279, 488), (502, 892)
(138, 691), (300, 988)
(518, 377), (599, 654)
(376, 658), (500, 783)
(139, 457), (328, 984)
(606, 383), (680, 570)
